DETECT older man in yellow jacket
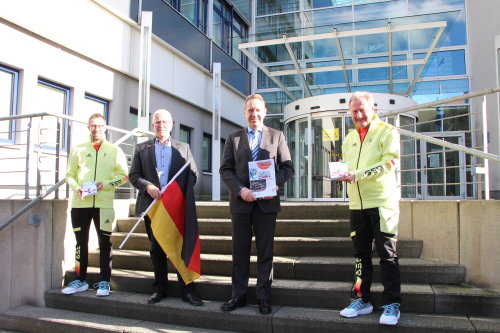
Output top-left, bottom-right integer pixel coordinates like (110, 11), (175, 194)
(64, 113), (128, 297)
(338, 91), (401, 326)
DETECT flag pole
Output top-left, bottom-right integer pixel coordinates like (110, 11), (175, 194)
(119, 161), (190, 249)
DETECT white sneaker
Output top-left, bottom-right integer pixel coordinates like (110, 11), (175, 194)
(94, 281), (110, 297)
(379, 303), (401, 325)
(340, 298), (373, 318)
(61, 280), (89, 295)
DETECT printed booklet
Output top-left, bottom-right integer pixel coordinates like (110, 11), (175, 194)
(328, 161), (349, 180)
(81, 181), (97, 197)
(248, 159), (277, 198)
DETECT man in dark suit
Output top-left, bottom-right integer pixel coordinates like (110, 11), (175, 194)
(129, 109), (203, 306)
(219, 94), (293, 315)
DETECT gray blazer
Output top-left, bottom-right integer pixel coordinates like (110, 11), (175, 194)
(129, 138), (198, 216)
(220, 126), (293, 214)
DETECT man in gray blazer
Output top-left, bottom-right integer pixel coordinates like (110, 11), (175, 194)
(129, 109), (202, 306)
(219, 94), (293, 314)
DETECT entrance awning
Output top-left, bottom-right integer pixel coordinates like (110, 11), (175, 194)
(239, 20), (447, 101)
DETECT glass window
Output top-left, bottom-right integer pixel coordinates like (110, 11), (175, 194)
(307, 59), (353, 85)
(179, 124), (192, 145)
(36, 79), (70, 150)
(400, 115), (417, 198)
(256, 12), (302, 40)
(83, 95), (108, 120)
(0, 66), (18, 141)
(69, 94), (109, 145)
(406, 11), (466, 48)
(202, 133), (212, 172)
(412, 79), (469, 104)
(358, 54), (407, 82)
(416, 105), (469, 133)
(213, 0), (248, 65)
(414, 50), (466, 77)
(354, 0), (405, 21)
(121, 107), (138, 159)
(258, 0), (299, 15)
(308, 0), (352, 9)
(354, 20), (388, 56)
(167, 0), (208, 32)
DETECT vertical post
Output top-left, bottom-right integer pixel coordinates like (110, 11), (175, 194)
(482, 96), (490, 200)
(212, 63), (221, 201)
(138, 11), (153, 133)
(25, 118), (33, 199)
(307, 114), (312, 200)
(36, 117), (43, 197)
(55, 118), (61, 199)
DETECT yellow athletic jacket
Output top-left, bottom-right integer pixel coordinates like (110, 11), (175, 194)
(66, 137), (129, 208)
(342, 115), (400, 210)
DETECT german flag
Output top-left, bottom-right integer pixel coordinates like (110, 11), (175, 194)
(146, 167), (201, 284)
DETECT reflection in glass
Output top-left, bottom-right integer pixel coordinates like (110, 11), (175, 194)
(311, 117), (345, 198)
(414, 50), (466, 78)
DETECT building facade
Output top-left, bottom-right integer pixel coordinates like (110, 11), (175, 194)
(252, 0), (500, 199)
(1, 0), (499, 199)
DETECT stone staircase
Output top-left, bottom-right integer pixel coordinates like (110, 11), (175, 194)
(2, 202), (500, 332)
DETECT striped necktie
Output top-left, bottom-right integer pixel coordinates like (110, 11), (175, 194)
(250, 130), (259, 161)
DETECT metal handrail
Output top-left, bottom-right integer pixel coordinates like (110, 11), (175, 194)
(0, 112), (154, 232)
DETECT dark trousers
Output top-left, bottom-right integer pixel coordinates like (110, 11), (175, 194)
(71, 208), (112, 282)
(349, 208), (401, 305)
(143, 215), (195, 296)
(231, 205), (277, 300)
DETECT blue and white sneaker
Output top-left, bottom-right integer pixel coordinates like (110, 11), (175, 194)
(94, 281), (110, 297)
(61, 280), (88, 295)
(339, 298), (373, 318)
(379, 303), (401, 325)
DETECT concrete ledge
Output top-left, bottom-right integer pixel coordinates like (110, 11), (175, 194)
(41, 290), (491, 333)
(0, 304), (232, 333)
(44, 290), (273, 333)
(72, 268), (440, 313)
(272, 306), (476, 333)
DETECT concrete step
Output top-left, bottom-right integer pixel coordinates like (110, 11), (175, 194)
(112, 233), (423, 258)
(116, 217), (352, 237)
(0, 305), (231, 333)
(68, 267), (500, 317)
(38, 289), (500, 332)
(129, 201), (350, 220)
(88, 250), (465, 284)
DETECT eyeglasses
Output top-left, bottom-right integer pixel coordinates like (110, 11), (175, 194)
(89, 124), (105, 128)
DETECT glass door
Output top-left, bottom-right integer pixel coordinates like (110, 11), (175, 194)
(311, 116), (345, 199)
(419, 134), (466, 199)
(285, 118), (309, 198)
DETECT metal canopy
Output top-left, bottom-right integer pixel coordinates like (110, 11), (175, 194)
(239, 20), (447, 101)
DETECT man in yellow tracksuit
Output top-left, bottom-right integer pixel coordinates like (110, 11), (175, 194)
(338, 91), (401, 326)
(63, 113), (128, 297)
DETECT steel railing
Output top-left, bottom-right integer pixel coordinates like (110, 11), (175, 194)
(0, 112), (153, 231)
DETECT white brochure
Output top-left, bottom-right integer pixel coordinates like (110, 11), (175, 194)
(328, 161), (349, 180)
(81, 181), (97, 197)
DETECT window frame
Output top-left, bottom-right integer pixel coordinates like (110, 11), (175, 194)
(179, 124), (192, 146)
(202, 132), (212, 173)
(0, 65), (19, 142)
(36, 78), (71, 151)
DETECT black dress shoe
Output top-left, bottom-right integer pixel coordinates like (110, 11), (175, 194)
(147, 291), (166, 304)
(182, 293), (203, 306)
(220, 297), (247, 311)
(258, 299), (272, 314)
